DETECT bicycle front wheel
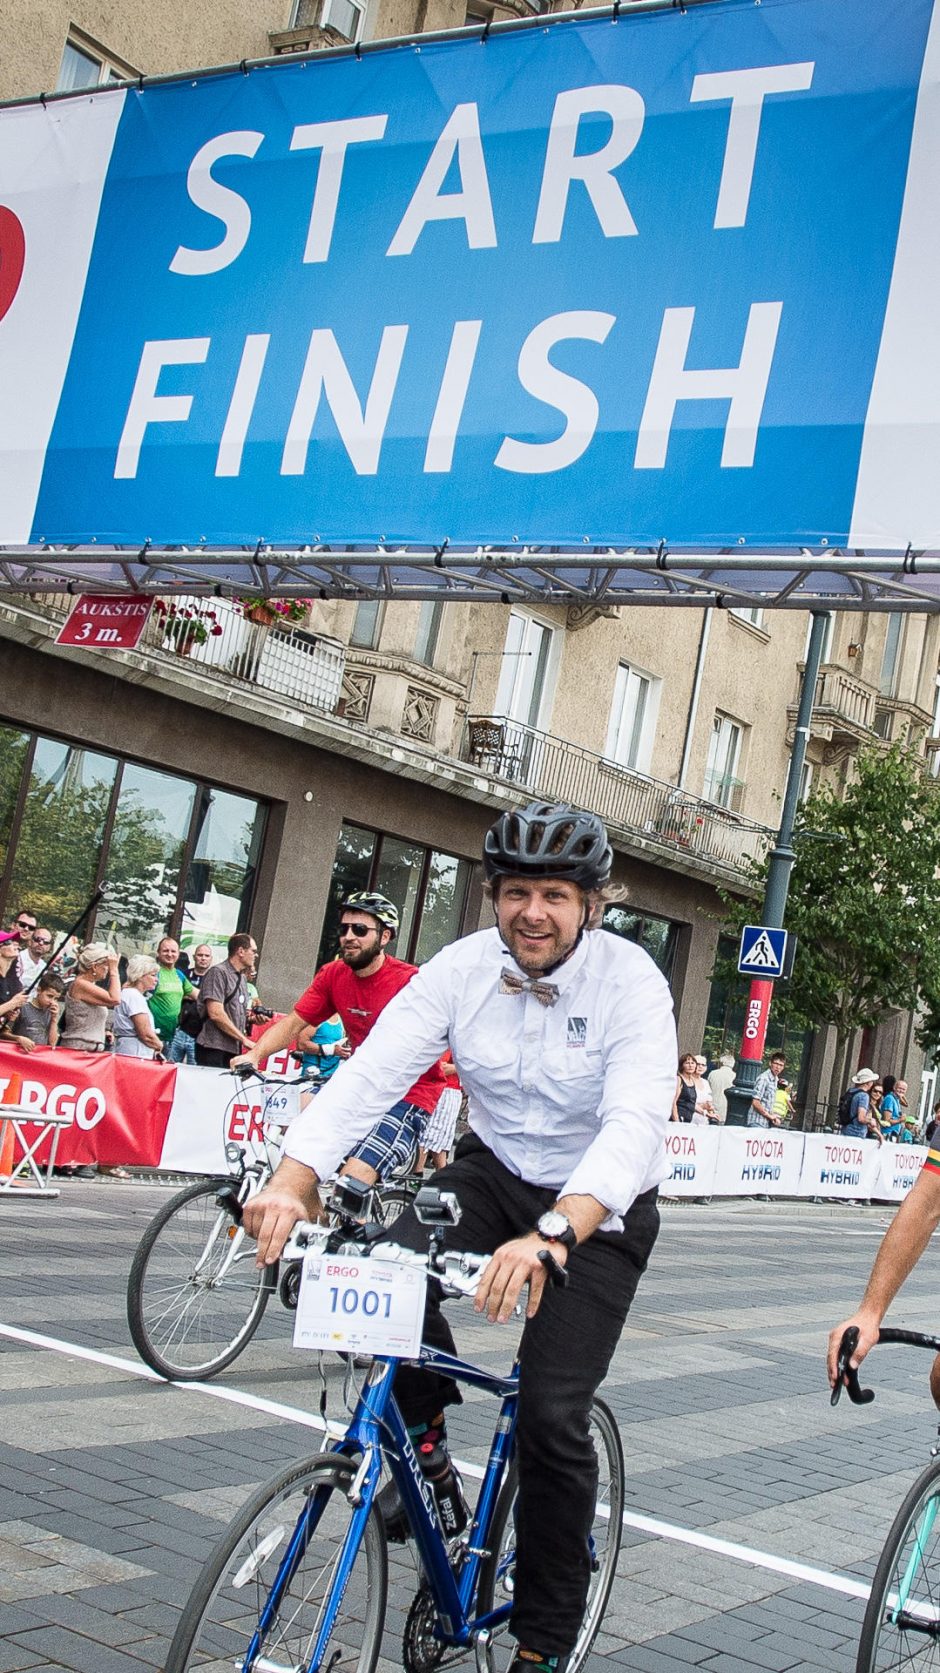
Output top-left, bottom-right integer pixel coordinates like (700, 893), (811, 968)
(166, 1452), (388, 1672)
(858, 1456), (940, 1671)
(477, 1396), (625, 1673)
(127, 1178), (274, 1380)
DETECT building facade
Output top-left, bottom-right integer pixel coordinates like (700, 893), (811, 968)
(3, 0), (939, 1119)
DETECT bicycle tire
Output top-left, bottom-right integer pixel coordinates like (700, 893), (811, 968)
(371, 1182), (416, 1231)
(857, 1454), (940, 1671)
(126, 1177), (274, 1380)
(165, 1451), (388, 1673)
(477, 1396), (625, 1673)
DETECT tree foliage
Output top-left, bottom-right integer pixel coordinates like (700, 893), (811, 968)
(719, 745), (940, 1096)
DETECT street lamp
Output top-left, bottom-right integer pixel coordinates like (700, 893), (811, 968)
(724, 609), (830, 1125)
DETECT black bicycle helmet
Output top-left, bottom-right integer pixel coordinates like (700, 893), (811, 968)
(483, 801), (612, 890)
(341, 891), (400, 934)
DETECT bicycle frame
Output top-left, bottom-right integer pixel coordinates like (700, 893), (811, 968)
(244, 1342), (520, 1673)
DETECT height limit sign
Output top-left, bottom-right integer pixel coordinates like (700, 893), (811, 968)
(738, 925), (789, 980)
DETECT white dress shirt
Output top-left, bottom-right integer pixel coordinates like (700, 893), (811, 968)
(284, 925), (677, 1220)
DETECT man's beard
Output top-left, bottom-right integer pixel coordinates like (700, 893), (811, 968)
(505, 926), (576, 976)
(341, 943), (380, 971)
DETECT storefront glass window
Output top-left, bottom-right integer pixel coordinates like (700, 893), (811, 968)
(318, 821), (470, 967)
(374, 837), (424, 952)
(0, 724), (267, 958)
(317, 823), (377, 967)
(0, 725), (29, 880)
(98, 764), (196, 955)
(6, 739), (118, 932)
(179, 786), (267, 953)
(414, 851), (470, 965)
(602, 904), (678, 983)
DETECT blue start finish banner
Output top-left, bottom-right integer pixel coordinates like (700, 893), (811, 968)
(1, 0), (939, 551)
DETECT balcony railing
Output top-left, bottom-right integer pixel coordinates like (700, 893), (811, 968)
(6, 592), (345, 715)
(463, 716), (771, 878)
(813, 664), (877, 733)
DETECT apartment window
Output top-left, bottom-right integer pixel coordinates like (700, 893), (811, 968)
(730, 605), (763, 628)
(880, 613), (904, 696)
(56, 34), (136, 90)
(604, 663), (659, 773)
(350, 600), (384, 650)
(494, 611), (556, 729)
(703, 712), (743, 808)
(292, 0), (366, 40)
(317, 821), (471, 966)
(414, 601), (444, 668)
(798, 760), (814, 802)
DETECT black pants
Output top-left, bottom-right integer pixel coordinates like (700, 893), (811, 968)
(388, 1134), (660, 1655)
(194, 1044), (236, 1068)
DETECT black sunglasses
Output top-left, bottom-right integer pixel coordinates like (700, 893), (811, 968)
(338, 922), (374, 938)
(16, 919), (36, 931)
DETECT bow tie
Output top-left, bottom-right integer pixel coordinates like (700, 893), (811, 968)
(499, 970), (559, 1008)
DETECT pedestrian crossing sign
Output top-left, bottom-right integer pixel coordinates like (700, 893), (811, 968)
(738, 925), (788, 979)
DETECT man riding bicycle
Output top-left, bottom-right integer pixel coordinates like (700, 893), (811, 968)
(235, 891), (448, 1188)
(244, 801), (677, 1673)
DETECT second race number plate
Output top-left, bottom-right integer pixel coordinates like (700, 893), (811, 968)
(293, 1253), (426, 1357)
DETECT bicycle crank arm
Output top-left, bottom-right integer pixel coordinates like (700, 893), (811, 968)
(249, 1657), (303, 1672)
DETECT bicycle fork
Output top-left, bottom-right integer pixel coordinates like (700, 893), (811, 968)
(890, 1494), (940, 1632)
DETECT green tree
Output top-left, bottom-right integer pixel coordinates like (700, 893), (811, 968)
(718, 745), (940, 1117)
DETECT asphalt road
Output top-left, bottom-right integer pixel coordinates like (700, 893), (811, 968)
(0, 1185), (937, 1672)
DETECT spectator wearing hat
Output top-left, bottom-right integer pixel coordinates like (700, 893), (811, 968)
(842, 1068), (883, 1142)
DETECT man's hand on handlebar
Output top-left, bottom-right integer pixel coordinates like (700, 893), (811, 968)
(827, 1308), (882, 1390)
(230, 1049), (260, 1074)
(474, 1232), (567, 1324)
(242, 1159), (325, 1266)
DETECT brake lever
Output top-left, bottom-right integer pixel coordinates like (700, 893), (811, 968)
(537, 1248), (569, 1289)
(214, 1181), (244, 1225)
(830, 1325), (876, 1407)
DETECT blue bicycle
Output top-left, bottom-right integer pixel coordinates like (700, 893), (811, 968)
(165, 1189), (625, 1673)
(834, 1325), (940, 1671)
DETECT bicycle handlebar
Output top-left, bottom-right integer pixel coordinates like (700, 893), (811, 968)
(283, 1219), (492, 1298)
(831, 1325), (940, 1407)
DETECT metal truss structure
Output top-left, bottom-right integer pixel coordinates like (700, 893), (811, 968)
(2, 543), (940, 612)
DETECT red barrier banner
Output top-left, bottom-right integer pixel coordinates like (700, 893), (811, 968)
(0, 1045), (175, 1167)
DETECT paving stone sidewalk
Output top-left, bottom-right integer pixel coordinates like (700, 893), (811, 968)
(0, 1184), (936, 1670)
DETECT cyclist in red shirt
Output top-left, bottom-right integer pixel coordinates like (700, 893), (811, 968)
(235, 892), (447, 1186)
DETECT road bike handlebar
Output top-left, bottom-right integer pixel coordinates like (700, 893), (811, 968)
(832, 1325), (940, 1407)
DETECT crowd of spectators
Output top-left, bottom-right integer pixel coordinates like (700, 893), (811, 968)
(0, 907), (267, 1070)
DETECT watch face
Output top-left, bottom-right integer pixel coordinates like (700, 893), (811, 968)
(538, 1212), (570, 1238)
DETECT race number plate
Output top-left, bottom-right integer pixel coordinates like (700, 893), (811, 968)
(293, 1253), (426, 1357)
(260, 1081), (303, 1128)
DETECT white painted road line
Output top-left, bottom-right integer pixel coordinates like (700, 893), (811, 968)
(0, 1319), (870, 1604)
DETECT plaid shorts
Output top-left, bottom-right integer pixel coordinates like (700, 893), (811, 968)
(347, 1100), (425, 1180)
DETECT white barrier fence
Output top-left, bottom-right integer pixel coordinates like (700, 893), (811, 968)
(665, 1127), (926, 1202)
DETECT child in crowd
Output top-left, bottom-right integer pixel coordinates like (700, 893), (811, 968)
(7, 971), (65, 1052)
(773, 1077), (794, 1126)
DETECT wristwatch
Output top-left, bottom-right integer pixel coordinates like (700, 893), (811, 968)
(536, 1210), (577, 1252)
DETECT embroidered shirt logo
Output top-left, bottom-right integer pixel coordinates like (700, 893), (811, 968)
(567, 1016), (587, 1048)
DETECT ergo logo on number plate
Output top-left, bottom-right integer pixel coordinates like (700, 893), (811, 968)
(0, 1075), (106, 1130)
(0, 206), (26, 324)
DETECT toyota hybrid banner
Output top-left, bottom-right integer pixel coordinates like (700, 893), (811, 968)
(1, 0), (939, 552)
